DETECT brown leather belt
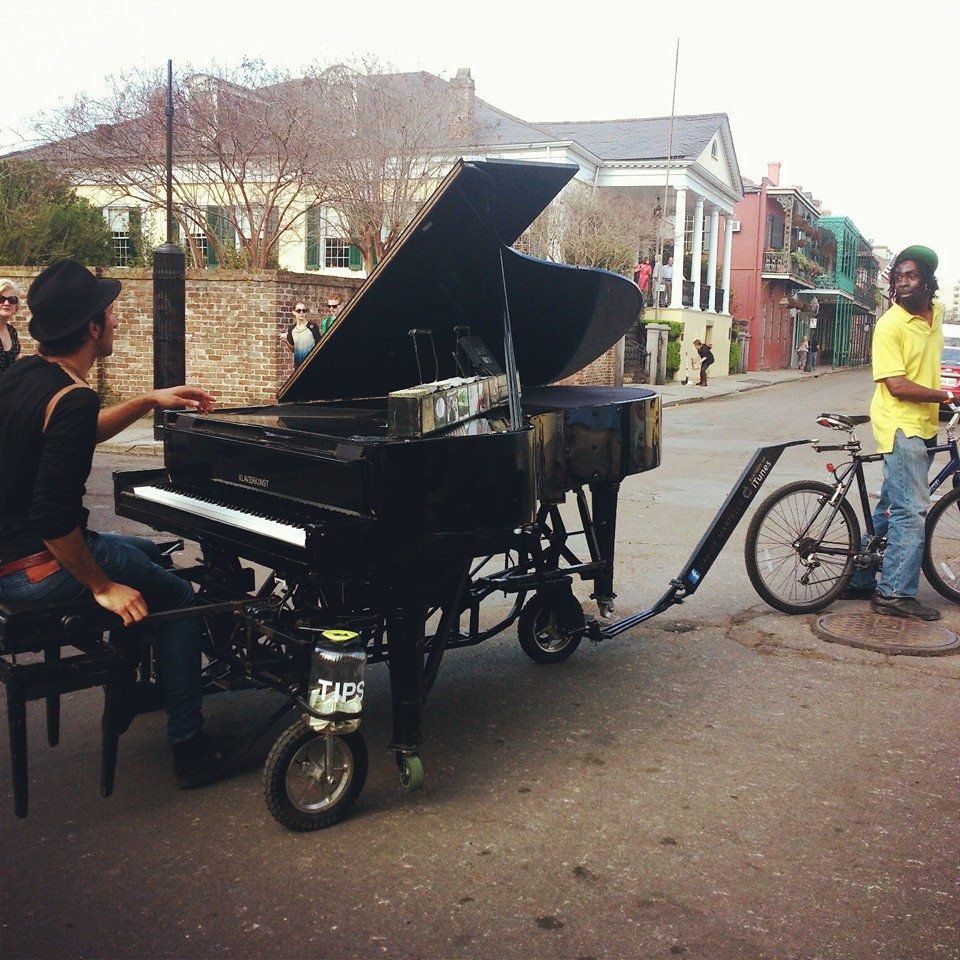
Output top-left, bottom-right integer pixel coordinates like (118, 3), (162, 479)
(0, 549), (59, 580)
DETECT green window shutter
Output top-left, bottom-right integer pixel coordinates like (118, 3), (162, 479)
(205, 207), (221, 266)
(305, 207), (321, 270)
(348, 243), (363, 272)
(129, 207), (141, 259)
(205, 206), (234, 266)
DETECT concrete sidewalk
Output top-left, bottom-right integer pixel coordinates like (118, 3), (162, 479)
(99, 364), (857, 456)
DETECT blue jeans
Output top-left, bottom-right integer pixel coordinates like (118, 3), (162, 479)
(849, 430), (933, 597)
(0, 532), (203, 744)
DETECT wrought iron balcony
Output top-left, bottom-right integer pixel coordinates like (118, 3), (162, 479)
(678, 280), (725, 311)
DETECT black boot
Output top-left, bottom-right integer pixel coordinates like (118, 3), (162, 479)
(173, 731), (248, 789)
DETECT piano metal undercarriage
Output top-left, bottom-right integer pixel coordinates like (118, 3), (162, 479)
(2, 159), (666, 830)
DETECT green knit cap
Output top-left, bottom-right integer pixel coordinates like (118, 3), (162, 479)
(896, 245), (938, 272)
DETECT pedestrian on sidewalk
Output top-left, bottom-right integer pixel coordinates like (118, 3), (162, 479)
(694, 339), (714, 386)
(843, 244), (950, 621)
(796, 336), (809, 371)
(808, 340), (818, 372)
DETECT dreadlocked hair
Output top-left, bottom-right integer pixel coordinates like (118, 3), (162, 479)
(889, 256), (939, 304)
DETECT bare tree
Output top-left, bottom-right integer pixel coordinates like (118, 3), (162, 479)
(33, 58), (466, 273)
(34, 60), (336, 269)
(316, 61), (462, 271)
(520, 183), (659, 276)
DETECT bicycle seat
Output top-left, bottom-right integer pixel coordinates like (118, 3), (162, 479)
(816, 413), (871, 430)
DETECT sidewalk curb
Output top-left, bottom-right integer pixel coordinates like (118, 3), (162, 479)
(658, 364), (861, 408)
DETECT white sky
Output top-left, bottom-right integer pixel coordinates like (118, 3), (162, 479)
(3, 0), (958, 291)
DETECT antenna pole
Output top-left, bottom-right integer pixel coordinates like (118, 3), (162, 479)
(654, 38), (680, 327)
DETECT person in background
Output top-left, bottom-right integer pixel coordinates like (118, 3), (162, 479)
(843, 244), (950, 620)
(796, 336), (809, 371)
(0, 278), (23, 377)
(281, 301), (322, 369)
(694, 338), (714, 386)
(0, 259), (242, 786)
(662, 256), (674, 306)
(808, 339), (819, 372)
(320, 297), (341, 335)
(634, 259), (653, 306)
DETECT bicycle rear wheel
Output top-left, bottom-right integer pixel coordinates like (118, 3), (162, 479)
(923, 486), (960, 603)
(745, 480), (860, 614)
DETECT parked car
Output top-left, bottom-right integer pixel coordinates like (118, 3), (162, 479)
(940, 324), (960, 417)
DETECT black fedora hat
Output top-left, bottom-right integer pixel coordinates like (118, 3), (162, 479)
(27, 259), (122, 342)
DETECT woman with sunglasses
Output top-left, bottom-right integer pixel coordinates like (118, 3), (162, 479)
(279, 301), (322, 370)
(0, 279), (23, 377)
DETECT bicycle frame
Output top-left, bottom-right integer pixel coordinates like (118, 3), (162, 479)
(808, 412), (960, 553)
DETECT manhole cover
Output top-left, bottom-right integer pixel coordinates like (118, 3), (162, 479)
(815, 612), (960, 656)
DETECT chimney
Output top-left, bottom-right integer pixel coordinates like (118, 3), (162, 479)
(449, 67), (476, 141)
(766, 162), (781, 186)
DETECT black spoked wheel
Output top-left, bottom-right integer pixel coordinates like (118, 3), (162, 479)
(518, 588), (585, 663)
(923, 486), (960, 603)
(745, 480), (860, 614)
(264, 720), (368, 832)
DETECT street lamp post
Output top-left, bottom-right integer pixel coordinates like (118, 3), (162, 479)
(152, 59), (186, 439)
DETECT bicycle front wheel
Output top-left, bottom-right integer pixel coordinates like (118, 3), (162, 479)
(745, 480), (860, 614)
(923, 486), (960, 603)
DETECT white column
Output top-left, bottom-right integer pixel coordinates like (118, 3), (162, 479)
(722, 215), (734, 314)
(706, 206), (720, 314)
(691, 195), (704, 311)
(670, 187), (686, 309)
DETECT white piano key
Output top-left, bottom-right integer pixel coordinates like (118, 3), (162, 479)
(132, 486), (306, 548)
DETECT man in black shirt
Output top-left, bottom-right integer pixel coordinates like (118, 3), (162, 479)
(0, 260), (239, 787)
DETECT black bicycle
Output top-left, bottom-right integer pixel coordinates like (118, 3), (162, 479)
(745, 410), (960, 614)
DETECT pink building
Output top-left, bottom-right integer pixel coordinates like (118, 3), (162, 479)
(729, 164), (831, 372)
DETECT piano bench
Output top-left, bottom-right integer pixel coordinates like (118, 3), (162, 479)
(0, 599), (140, 820)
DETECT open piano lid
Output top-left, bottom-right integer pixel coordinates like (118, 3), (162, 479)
(279, 158), (642, 403)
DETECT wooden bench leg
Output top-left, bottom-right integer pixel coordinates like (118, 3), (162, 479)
(100, 648), (138, 799)
(6, 672), (29, 819)
(44, 643), (61, 748)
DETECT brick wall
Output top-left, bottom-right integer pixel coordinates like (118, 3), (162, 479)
(557, 339), (624, 387)
(2, 265), (622, 402)
(1, 266), (361, 407)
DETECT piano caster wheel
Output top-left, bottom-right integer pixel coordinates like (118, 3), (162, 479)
(397, 753), (424, 792)
(518, 590), (584, 664)
(263, 719), (368, 832)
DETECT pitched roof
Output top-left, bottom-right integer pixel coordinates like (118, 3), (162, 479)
(533, 113), (729, 162)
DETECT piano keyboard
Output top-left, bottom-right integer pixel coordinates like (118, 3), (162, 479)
(132, 485), (307, 548)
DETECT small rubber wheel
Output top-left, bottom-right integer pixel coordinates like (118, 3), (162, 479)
(264, 720), (367, 831)
(397, 754), (424, 792)
(518, 589), (584, 663)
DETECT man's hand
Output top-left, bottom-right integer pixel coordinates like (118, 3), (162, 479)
(152, 386), (215, 414)
(93, 582), (149, 627)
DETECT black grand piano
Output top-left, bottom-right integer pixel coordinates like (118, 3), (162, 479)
(2, 159), (660, 830)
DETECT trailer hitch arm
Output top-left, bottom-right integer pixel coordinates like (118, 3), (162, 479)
(591, 438), (811, 640)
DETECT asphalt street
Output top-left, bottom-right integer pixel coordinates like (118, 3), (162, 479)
(2, 367), (958, 960)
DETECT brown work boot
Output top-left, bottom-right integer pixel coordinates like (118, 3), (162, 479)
(870, 593), (941, 621)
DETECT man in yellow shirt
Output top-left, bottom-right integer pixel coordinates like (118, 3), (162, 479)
(846, 245), (950, 620)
